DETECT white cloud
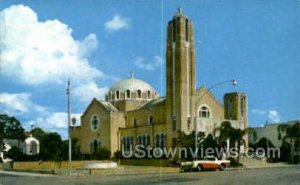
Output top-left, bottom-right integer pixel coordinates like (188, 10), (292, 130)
(251, 109), (280, 123)
(73, 82), (108, 104)
(0, 92), (45, 115)
(105, 14), (130, 31)
(25, 112), (82, 139)
(251, 109), (266, 115)
(0, 4), (102, 86)
(134, 56), (163, 71)
(268, 110), (280, 123)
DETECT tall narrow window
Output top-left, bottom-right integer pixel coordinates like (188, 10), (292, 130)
(172, 19), (176, 42)
(148, 116), (153, 125)
(146, 135), (150, 146)
(126, 90), (131, 99)
(147, 90), (151, 99)
(126, 136), (130, 151)
(172, 119), (176, 131)
(133, 118), (137, 127)
(240, 97), (245, 117)
(90, 115), (100, 131)
(155, 134), (160, 147)
(137, 90), (142, 99)
(91, 140), (99, 154)
(116, 90), (120, 100)
(185, 19), (189, 41)
(160, 134), (165, 148)
(187, 118), (191, 129)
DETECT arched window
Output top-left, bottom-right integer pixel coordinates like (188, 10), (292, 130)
(199, 106), (210, 118)
(155, 134), (160, 147)
(122, 137), (126, 150)
(137, 90), (142, 99)
(142, 135), (146, 146)
(126, 89), (131, 99)
(131, 136), (134, 146)
(116, 90), (120, 100)
(147, 90), (151, 99)
(148, 116), (153, 125)
(133, 118), (137, 127)
(146, 135), (150, 146)
(126, 136), (130, 151)
(90, 115), (100, 131)
(91, 139), (100, 154)
(160, 134), (165, 148)
(138, 136), (142, 145)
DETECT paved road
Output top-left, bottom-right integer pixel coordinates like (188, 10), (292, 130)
(1, 166), (300, 185)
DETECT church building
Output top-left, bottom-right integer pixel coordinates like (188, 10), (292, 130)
(72, 8), (248, 158)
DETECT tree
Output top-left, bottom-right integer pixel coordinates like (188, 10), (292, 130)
(39, 132), (63, 161)
(215, 121), (257, 164)
(0, 121), (5, 153)
(31, 127), (47, 141)
(278, 121), (300, 164)
(255, 137), (274, 150)
(0, 114), (25, 141)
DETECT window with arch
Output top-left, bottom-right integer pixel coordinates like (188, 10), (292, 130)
(122, 137), (126, 150)
(155, 134), (160, 147)
(133, 118), (137, 127)
(137, 90), (142, 99)
(90, 139), (100, 154)
(240, 96), (245, 117)
(146, 135), (150, 146)
(126, 136), (130, 151)
(148, 116), (153, 125)
(90, 115), (100, 131)
(199, 106), (210, 118)
(142, 135), (146, 146)
(116, 90), (120, 100)
(160, 134), (165, 148)
(126, 89), (131, 99)
(147, 90), (151, 99)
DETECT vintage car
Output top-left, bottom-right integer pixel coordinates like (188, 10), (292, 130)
(180, 156), (230, 172)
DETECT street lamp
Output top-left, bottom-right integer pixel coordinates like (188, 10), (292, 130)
(194, 79), (237, 159)
(72, 117), (77, 127)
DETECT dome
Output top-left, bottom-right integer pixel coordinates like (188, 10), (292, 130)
(110, 78), (156, 93)
(107, 77), (158, 102)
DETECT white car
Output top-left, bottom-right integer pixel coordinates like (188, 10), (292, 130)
(181, 156), (230, 172)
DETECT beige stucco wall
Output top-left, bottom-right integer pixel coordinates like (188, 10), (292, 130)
(126, 100), (166, 127)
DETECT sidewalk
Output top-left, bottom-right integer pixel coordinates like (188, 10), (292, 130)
(0, 170), (56, 177)
(239, 157), (290, 169)
(1, 158), (297, 177)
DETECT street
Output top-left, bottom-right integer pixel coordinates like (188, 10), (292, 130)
(1, 166), (300, 185)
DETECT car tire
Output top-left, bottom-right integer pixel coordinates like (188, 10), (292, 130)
(197, 165), (203, 172)
(219, 164), (225, 171)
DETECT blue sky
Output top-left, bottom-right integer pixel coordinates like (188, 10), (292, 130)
(0, 0), (299, 138)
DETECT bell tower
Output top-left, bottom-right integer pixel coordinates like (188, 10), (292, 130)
(166, 8), (196, 144)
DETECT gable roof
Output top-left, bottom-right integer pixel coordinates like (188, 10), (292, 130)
(82, 98), (119, 117)
(137, 97), (166, 110)
(195, 86), (223, 106)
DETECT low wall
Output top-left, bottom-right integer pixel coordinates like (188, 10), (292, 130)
(12, 160), (111, 173)
(120, 159), (170, 167)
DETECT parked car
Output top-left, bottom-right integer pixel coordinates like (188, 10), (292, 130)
(180, 156), (230, 172)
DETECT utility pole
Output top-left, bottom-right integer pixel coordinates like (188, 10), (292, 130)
(66, 79), (72, 176)
(266, 120), (269, 161)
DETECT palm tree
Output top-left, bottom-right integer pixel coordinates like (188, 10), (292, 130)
(215, 121), (257, 164)
(278, 121), (300, 164)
